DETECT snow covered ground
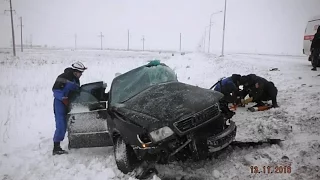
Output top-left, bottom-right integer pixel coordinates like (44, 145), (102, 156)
(0, 49), (319, 180)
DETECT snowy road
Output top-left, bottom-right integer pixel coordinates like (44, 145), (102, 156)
(0, 49), (319, 180)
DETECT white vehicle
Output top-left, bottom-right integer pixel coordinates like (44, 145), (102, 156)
(303, 15), (320, 62)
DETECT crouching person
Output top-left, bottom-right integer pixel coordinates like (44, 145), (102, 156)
(240, 74), (279, 111)
(214, 74), (241, 115)
(214, 74), (241, 104)
(52, 62), (87, 155)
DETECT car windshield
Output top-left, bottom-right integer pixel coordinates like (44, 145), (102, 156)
(110, 63), (178, 105)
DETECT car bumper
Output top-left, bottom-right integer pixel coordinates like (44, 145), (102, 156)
(207, 120), (237, 152)
(132, 120), (237, 159)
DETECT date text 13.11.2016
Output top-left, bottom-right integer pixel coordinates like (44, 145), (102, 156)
(250, 166), (291, 174)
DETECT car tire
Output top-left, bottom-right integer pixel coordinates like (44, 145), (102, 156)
(114, 136), (138, 174)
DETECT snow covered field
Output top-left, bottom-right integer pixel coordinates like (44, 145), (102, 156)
(0, 49), (319, 180)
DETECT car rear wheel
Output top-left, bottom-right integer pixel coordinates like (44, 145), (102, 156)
(113, 136), (138, 174)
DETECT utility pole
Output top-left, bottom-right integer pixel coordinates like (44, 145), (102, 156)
(204, 35), (207, 52)
(203, 26), (210, 52)
(208, 11), (222, 53)
(208, 21), (213, 53)
(179, 33), (182, 52)
(204, 29), (206, 52)
(30, 34), (33, 49)
(18, 16), (24, 52)
(74, 33), (77, 50)
(25, 36), (28, 48)
(98, 32), (104, 50)
(141, 36), (145, 51)
(221, 0), (227, 57)
(5, 0), (16, 56)
(127, 29), (130, 51)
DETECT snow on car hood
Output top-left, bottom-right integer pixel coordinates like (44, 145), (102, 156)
(118, 81), (223, 128)
(68, 103), (90, 114)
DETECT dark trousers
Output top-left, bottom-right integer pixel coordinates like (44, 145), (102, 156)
(311, 48), (320, 68)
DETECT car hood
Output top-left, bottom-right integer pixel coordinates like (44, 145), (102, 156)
(114, 81), (223, 130)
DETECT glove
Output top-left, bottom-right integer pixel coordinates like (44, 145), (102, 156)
(241, 97), (253, 105)
(229, 104), (237, 111)
(62, 97), (69, 106)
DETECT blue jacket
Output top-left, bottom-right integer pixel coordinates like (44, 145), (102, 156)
(52, 68), (80, 101)
(214, 77), (237, 94)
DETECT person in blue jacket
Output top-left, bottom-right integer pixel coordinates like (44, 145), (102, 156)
(214, 74), (241, 104)
(52, 61), (87, 155)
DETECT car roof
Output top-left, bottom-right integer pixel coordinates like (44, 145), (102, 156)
(113, 60), (170, 82)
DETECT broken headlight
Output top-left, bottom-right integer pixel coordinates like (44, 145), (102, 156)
(149, 126), (174, 142)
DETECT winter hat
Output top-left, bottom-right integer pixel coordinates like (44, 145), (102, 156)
(71, 61), (87, 72)
(231, 74), (241, 83)
(239, 76), (248, 85)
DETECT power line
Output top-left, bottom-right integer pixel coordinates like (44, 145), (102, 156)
(4, 0), (16, 56)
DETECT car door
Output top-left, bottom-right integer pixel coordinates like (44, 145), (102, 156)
(304, 19), (320, 56)
(67, 81), (112, 149)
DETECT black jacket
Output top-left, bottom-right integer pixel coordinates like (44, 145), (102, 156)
(52, 68), (81, 101)
(311, 26), (320, 49)
(240, 74), (275, 99)
(250, 76), (272, 100)
(52, 68), (80, 90)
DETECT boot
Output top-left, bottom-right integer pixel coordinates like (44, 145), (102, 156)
(53, 142), (68, 155)
(311, 67), (317, 71)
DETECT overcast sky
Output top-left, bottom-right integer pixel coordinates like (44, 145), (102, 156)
(0, 0), (319, 55)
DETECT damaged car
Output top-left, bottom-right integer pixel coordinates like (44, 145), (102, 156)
(66, 60), (237, 174)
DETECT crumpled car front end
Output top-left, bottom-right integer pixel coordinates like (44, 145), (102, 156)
(128, 105), (237, 163)
(118, 82), (237, 163)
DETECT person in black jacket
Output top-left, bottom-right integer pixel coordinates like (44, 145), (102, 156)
(311, 26), (320, 71)
(240, 74), (279, 108)
(52, 61), (87, 155)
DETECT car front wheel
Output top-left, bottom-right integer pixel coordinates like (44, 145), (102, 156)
(114, 136), (138, 174)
